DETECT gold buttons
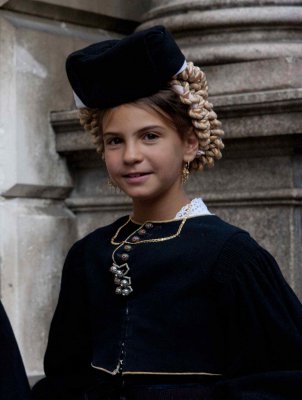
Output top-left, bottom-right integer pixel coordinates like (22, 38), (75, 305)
(118, 253), (129, 261)
(124, 244), (132, 252)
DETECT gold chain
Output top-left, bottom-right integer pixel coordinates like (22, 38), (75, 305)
(111, 216), (132, 245)
(111, 203), (191, 246)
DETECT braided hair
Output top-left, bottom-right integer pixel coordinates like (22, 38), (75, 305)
(170, 61), (224, 171)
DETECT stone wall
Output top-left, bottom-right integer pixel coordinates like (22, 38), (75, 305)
(1, 0), (301, 383)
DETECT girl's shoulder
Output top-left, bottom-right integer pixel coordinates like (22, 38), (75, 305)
(82, 215), (130, 241)
(187, 214), (250, 248)
(187, 215), (280, 283)
(202, 216), (282, 285)
(65, 215), (130, 258)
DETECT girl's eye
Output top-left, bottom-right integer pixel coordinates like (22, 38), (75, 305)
(143, 132), (159, 141)
(105, 137), (122, 146)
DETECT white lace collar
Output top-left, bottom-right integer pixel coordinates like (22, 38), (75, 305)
(175, 198), (212, 219)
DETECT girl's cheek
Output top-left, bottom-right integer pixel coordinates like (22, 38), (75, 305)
(104, 154), (118, 172)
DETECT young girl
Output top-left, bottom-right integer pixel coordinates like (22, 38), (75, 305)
(32, 26), (302, 400)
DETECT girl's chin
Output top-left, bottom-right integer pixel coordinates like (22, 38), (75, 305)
(119, 188), (159, 202)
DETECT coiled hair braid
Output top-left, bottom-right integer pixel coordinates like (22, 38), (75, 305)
(169, 61), (224, 171)
(78, 108), (104, 157)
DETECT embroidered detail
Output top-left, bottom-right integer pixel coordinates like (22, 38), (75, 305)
(110, 204), (192, 295)
(91, 363), (223, 376)
(175, 198), (211, 219)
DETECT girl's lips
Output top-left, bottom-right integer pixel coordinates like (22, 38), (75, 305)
(123, 172), (152, 183)
(123, 172), (151, 178)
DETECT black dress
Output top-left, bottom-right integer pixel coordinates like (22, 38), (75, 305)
(32, 215), (302, 399)
(0, 300), (31, 400)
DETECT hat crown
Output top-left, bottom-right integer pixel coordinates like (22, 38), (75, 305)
(66, 26), (185, 109)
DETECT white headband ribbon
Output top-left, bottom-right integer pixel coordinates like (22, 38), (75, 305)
(176, 60), (187, 76)
(73, 91), (87, 109)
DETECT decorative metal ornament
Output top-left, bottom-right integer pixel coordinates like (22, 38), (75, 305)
(110, 262), (133, 296)
(107, 177), (122, 194)
(182, 162), (190, 184)
(107, 177), (117, 188)
(109, 203), (192, 296)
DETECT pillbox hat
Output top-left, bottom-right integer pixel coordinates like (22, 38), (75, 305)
(66, 26), (186, 109)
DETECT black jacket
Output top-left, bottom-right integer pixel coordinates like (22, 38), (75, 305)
(32, 215), (302, 399)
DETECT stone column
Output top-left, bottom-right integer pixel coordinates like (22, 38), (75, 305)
(141, 0), (302, 63)
(137, 1), (302, 296)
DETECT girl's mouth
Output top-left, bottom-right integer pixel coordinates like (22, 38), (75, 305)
(123, 172), (152, 183)
(124, 172), (151, 178)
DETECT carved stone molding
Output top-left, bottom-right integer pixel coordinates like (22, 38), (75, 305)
(65, 188), (302, 215)
(140, 1), (302, 65)
(148, 0), (302, 15)
(52, 86), (302, 159)
(1, 0), (140, 33)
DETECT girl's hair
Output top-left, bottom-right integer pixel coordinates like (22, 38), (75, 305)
(79, 61), (224, 172)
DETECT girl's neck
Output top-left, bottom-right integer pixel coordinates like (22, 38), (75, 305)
(131, 193), (191, 223)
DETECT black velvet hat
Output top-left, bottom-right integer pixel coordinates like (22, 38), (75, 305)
(66, 26), (186, 109)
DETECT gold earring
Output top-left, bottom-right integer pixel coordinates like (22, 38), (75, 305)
(107, 177), (117, 188)
(182, 162), (190, 184)
(107, 177), (122, 193)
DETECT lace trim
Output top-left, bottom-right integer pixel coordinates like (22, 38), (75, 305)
(175, 198), (212, 219)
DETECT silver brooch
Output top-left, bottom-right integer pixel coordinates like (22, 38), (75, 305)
(110, 263), (133, 296)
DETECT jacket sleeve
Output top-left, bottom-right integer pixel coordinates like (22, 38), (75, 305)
(0, 301), (31, 400)
(211, 232), (302, 400)
(32, 240), (99, 400)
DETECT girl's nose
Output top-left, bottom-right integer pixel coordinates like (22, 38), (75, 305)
(123, 142), (143, 164)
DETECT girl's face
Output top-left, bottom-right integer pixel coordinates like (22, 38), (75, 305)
(102, 103), (197, 205)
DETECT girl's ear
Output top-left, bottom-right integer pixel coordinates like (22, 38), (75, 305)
(183, 128), (199, 162)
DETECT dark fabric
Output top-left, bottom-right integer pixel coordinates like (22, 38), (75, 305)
(32, 215), (302, 399)
(214, 371), (302, 400)
(0, 300), (31, 400)
(33, 381), (213, 400)
(101, 383), (214, 400)
(33, 374), (217, 400)
(65, 25), (185, 109)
